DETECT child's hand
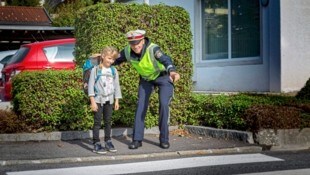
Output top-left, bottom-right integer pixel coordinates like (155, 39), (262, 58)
(90, 103), (98, 112)
(83, 83), (88, 89)
(114, 99), (119, 111)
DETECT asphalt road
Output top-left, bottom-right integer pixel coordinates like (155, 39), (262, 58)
(1, 150), (310, 175)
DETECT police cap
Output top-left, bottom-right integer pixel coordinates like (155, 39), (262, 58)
(125, 29), (146, 45)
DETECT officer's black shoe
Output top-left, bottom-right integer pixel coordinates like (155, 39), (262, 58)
(160, 142), (170, 149)
(129, 141), (142, 149)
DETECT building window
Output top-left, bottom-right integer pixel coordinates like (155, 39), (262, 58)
(202, 0), (260, 61)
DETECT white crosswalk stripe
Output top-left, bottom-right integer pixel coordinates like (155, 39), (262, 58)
(236, 168), (310, 175)
(6, 153), (283, 175)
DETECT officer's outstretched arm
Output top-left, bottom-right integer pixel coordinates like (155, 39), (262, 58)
(153, 47), (176, 73)
(113, 50), (127, 66)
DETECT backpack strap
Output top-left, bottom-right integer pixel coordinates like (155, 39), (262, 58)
(110, 66), (116, 78)
(94, 66), (115, 96)
(95, 66), (102, 83)
(95, 66), (115, 83)
(94, 66), (101, 95)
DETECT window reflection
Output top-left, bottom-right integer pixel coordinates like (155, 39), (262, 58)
(202, 0), (260, 60)
(204, 0), (228, 60)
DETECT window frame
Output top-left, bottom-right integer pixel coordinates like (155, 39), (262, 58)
(197, 0), (263, 68)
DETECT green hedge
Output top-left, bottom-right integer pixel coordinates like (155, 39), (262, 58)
(296, 77), (310, 100)
(189, 93), (310, 130)
(74, 3), (193, 127)
(12, 69), (93, 131)
(0, 109), (29, 134)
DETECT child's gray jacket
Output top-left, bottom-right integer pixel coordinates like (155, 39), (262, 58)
(88, 66), (122, 105)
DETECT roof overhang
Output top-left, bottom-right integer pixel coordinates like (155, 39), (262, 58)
(0, 25), (74, 51)
(0, 25), (74, 30)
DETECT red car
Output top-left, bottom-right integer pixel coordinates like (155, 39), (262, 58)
(0, 38), (76, 101)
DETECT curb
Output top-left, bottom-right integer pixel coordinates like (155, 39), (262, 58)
(185, 125), (254, 144)
(0, 126), (178, 142)
(0, 146), (262, 166)
(0, 125), (252, 143)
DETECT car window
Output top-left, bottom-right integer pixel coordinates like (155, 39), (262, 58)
(0, 55), (13, 65)
(43, 47), (58, 60)
(0, 50), (17, 61)
(43, 44), (75, 62)
(6, 47), (30, 65)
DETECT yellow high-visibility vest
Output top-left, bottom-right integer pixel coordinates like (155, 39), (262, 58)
(124, 43), (165, 81)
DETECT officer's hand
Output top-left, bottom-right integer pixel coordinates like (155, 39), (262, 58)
(169, 72), (180, 83)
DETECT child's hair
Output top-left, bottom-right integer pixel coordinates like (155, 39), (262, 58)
(99, 46), (119, 69)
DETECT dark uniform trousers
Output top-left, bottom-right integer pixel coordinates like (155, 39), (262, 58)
(133, 73), (174, 143)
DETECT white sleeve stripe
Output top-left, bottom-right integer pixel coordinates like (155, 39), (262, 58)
(167, 65), (173, 71)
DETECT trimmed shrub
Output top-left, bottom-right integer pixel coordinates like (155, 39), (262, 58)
(243, 105), (302, 133)
(189, 93), (310, 131)
(12, 69), (93, 131)
(296, 78), (310, 100)
(0, 109), (30, 133)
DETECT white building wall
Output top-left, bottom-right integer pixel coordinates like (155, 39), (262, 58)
(280, 0), (310, 92)
(196, 64), (269, 92)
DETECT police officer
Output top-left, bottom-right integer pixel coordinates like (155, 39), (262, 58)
(114, 29), (180, 149)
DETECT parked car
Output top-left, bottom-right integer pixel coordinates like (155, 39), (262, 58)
(0, 50), (18, 79)
(0, 38), (76, 101)
(0, 54), (14, 67)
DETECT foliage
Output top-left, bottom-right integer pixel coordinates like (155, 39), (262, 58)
(243, 105), (302, 133)
(6, 0), (40, 6)
(51, 1), (93, 27)
(189, 93), (254, 129)
(296, 77), (310, 100)
(48, 0), (124, 26)
(11, 69), (93, 131)
(189, 93), (310, 131)
(0, 109), (30, 133)
(74, 3), (193, 128)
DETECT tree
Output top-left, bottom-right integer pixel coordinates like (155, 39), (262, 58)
(6, 0), (40, 6)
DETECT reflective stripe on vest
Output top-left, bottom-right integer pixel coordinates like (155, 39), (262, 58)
(124, 43), (165, 81)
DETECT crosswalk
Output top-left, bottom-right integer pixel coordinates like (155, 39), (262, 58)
(237, 168), (310, 175)
(6, 153), (286, 175)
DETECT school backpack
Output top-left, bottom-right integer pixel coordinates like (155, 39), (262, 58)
(82, 57), (115, 95)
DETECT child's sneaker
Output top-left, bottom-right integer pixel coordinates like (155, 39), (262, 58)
(105, 140), (117, 152)
(93, 142), (107, 154)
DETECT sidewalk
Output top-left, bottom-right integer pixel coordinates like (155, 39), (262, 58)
(0, 126), (262, 166)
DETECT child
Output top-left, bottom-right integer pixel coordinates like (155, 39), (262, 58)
(88, 46), (122, 154)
